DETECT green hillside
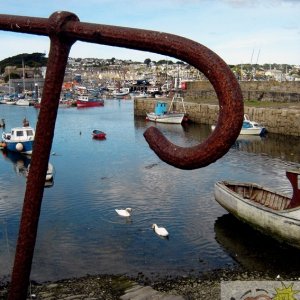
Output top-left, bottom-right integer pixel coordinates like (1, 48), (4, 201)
(0, 53), (48, 71)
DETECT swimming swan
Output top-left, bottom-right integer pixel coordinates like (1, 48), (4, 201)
(152, 223), (169, 237)
(115, 208), (132, 217)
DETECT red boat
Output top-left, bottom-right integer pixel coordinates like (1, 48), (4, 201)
(76, 94), (104, 108)
(92, 130), (106, 140)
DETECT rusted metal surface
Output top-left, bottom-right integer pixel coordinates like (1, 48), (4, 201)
(0, 11), (244, 299)
(5, 12), (78, 300)
(286, 169), (300, 208)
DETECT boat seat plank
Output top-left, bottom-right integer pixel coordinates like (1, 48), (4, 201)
(229, 184), (291, 211)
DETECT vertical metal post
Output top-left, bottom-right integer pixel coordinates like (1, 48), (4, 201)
(8, 12), (78, 300)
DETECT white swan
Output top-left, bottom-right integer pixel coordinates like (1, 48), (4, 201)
(115, 208), (132, 217)
(152, 223), (169, 237)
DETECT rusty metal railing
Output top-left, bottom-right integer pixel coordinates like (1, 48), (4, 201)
(0, 11), (243, 299)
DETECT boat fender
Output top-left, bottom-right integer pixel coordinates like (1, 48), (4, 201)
(16, 143), (24, 152)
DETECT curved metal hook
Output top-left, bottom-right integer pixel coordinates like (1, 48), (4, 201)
(143, 67), (244, 170)
(0, 11), (245, 299)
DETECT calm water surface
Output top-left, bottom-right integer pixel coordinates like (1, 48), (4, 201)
(0, 99), (300, 282)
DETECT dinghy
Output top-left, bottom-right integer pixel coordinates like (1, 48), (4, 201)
(214, 169), (300, 249)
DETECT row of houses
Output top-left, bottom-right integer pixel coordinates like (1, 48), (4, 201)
(1, 57), (299, 95)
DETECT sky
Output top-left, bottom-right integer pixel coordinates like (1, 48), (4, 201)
(0, 0), (299, 65)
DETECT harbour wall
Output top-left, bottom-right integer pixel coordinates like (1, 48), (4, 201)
(183, 81), (300, 103)
(134, 98), (300, 137)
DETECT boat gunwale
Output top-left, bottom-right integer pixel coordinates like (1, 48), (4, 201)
(215, 180), (300, 216)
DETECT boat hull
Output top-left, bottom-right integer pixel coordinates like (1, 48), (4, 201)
(92, 130), (106, 139)
(214, 181), (300, 249)
(211, 125), (265, 136)
(5, 140), (34, 154)
(146, 112), (184, 124)
(240, 127), (265, 135)
(76, 100), (104, 107)
(16, 99), (30, 106)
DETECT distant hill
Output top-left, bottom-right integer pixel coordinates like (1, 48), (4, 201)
(0, 53), (48, 72)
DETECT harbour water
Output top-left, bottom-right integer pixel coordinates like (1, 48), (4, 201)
(0, 99), (300, 283)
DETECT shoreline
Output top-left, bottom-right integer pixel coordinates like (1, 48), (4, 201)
(1, 268), (299, 299)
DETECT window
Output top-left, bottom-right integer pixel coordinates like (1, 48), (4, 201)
(26, 130), (34, 136)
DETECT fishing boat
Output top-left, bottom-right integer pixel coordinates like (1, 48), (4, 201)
(211, 114), (266, 136)
(1, 121), (35, 155)
(5, 99), (17, 105)
(92, 129), (106, 140)
(112, 87), (130, 98)
(214, 169), (300, 249)
(16, 98), (30, 106)
(146, 94), (187, 124)
(0, 97), (8, 104)
(76, 94), (104, 108)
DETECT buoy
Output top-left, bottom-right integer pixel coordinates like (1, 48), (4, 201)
(16, 143), (24, 152)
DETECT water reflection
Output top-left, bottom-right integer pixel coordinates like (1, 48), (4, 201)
(233, 133), (300, 162)
(1, 150), (55, 188)
(214, 214), (300, 277)
(1, 150), (30, 177)
(0, 102), (299, 283)
(137, 116), (300, 162)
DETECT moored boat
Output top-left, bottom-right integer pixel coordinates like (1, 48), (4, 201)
(5, 99), (17, 105)
(92, 129), (106, 139)
(112, 87), (130, 98)
(16, 98), (30, 106)
(146, 110), (185, 124)
(1, 122), (35, 155)
(27, 162), (55, 187)
(214, 169), (300, 249)
(76, 94), (104, 108)
(146, 94), (187, 124)
(211, 114), (266, 136)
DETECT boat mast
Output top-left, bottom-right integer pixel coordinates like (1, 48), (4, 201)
(22, 58), (26, 95)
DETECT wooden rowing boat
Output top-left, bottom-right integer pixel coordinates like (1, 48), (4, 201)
(214, 169), (300, 249)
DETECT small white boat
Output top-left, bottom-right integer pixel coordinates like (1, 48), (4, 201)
(132, 91), (149, 99)
(214, 169), (300, 249)
(211, 114), (266, 136)
(112, 88), (130, 98)
(5, 99), (17, 105)
(27, 162), (55, 187)
(16, 98), (30, 106)
(45, 162), (55, 181)
(146, 111), (185, 124)
(146, 94), (187, 124)
(241, 114), (266, 135)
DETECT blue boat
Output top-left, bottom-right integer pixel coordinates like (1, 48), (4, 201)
(1, 125), (35, 155)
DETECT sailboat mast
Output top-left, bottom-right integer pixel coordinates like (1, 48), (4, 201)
(22, 59), (26, 94)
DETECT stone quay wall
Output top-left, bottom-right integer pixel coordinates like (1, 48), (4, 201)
(184, 81), (300, 103)
(134, 98), (300, 137)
